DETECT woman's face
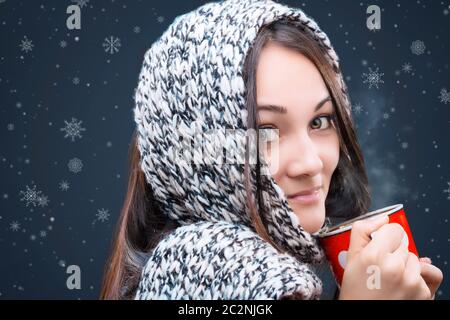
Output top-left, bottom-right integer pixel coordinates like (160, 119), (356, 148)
(256, 42), (340, 234)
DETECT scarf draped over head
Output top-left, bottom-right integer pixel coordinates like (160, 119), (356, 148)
(133, 0), (351, 299)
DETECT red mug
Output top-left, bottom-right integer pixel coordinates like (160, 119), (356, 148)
(316, 204), (419, 287)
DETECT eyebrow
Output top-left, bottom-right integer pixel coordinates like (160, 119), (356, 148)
(257, 96), (332, 114)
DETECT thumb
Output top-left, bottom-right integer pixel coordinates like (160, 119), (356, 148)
(347, 214), (389, 261)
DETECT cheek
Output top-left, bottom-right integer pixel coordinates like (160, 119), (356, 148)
(321, 135), (340, 169)
(319, 135), (340, 190)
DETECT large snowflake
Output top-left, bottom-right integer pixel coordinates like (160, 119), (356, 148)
(19, 36), (34, 53)
(60, 117), (86, 142)
(19, 184), (42, 207)
(103, 36), (121, 55)
(95, 208), (110, 223)
(68, 157), (83, 174)
(438, 88), (450, 104)
(411, 40), (426, 55)
(362, 67), (384, 89)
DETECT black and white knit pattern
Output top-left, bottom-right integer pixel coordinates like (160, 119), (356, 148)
(133, 0), (351, 299)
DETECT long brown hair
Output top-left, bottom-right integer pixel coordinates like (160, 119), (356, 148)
(100, 18), (370, 299)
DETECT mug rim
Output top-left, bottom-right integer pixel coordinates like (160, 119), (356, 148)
(315, 203), (404, 238)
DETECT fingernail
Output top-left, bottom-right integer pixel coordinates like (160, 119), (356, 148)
(420, 257), (432, 264)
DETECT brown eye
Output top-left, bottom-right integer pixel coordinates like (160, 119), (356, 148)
(310, 115), (334, 130)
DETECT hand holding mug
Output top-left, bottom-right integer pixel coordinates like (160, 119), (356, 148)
(316, 204), (443, 300)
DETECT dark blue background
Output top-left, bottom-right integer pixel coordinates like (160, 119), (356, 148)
(1, 0), (449, 299)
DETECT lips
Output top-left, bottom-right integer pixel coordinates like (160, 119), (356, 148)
(287, 186), (322, 198)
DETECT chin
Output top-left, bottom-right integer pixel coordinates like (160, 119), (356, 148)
(291, 202), (326, 234)
(301, 222), (323, 234)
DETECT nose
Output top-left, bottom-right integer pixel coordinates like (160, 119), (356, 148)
(285, 134), (323, 178)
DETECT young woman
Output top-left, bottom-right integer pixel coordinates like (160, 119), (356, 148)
(100, 0), (442, 300)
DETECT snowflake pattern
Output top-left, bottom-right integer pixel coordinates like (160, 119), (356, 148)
(401, 62), (413, 74)
(72, 0), (89, 8)
(93, 208), (110, 225)
(60, 117), (86, 142)
(10, 221), (21, 232)
(68, 158), (83, 174)
(411, 40), (426, 55)
(438, 88), (450, 104)
(19, 36), (34, 53)
(362, 67), (384, 89)
(352, 103), (364, 115)
(444, 182), (450, 200)
(102, 36), (121, 55)
(37, 195), (50, 207)
(19, 184), (42, 207)
(59, 180), (70, 191)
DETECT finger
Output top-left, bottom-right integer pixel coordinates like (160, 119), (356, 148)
(404, 253), (431, 300)
(387, 231), (410, 265)
(420, 262), (443, 298)
(419, 257), (432, 264)
(347, 214), (389, 260)
(364, 223), (406, 258)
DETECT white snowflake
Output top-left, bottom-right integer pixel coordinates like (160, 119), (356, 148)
(95, 208), (110, 222)
(72, 77), (80, 85)
(102, 36), (121, 55)
(401, 142), (409, 149)
(72, 0), (89, 8)
(40, 230), (47, 238)
(411, 40), (426, 55)
(401, 62), (413, 74)
(37, 195), (49, 207)
(19, 36), (34, 53)
(7, 123), (14, 131)
(133, 26), (141, 34)
(19, 184), (42, 207)
(59, 180), (70, 191)
(157, 16), (165, 23)
(362, 67), (384, 89)
(59, 40), (67, 48)
(68, 157), (83, 174)
(10, 221), (20, 232)
(60, 117), (86, 142)
(444, 182), (450, 200)
(352, 103), (364, 115)
(382, 112), (390, 120)
(438, 88), (450, 104)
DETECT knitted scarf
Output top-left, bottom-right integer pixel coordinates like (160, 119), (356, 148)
(133, 0), (351, 300)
